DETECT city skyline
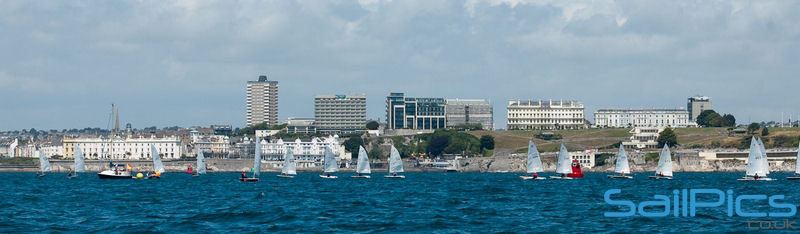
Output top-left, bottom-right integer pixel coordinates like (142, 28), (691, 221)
(2, 1), (800, 130)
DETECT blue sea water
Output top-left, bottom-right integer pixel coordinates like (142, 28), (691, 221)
(2, 172), (799, 233)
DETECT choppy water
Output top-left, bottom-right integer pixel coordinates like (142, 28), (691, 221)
(2, 172), (799, 232)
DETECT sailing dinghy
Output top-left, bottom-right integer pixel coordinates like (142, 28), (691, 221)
(38, 150), (50, 177)
(69, 145), (85, 178)
(146, 145), (165, 179)
(649, 145), (673, 180)
(241, 137), (261, 182)
(550, 144), (573, 179)
(320, 147), (339, 179)
(788, 142), (800, 180)
(521, 140), (545, 180)
(351, 146), (371, 178)
(608, 145), (633, 179)
(277, 148), (297, 178)
(194, 150), (207, 176)
(385, 146), (405, 178)
(738, 137), (773, 181)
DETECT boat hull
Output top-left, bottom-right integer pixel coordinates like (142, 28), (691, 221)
(608, 175), (633, 179)
(549, 176), (572, 180)
(240, 178), (259, 182)
(277, 175), (295, 178)
(98, 171), (131, 179)
(648, 176), (672, 180)
(351, 175), (371, 178)
(384, 175), (405, 179)
(737, 177), (774, 181)
(319, 175), (338, 179)
(787, 177), (800, 180)
(520, 176), (545, 180)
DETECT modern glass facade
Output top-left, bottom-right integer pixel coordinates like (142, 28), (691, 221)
(386, 93), (446, 130)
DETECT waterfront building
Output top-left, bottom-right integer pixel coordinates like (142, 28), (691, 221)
(0, 138), (17, 158)
(314, 94), (367, 134)
(687, 95), (712, 122)
(190, 130), (231, 157)
(445, 99), (494, 130)
(41, 143), (63, 158)
(593, 109), (691, 128)
(62, 136), (183, 160)
(386, 93), (446, 130)
(211, 125), (233, 136)
(246, 75), (279, 126)
(283, 118), (317, 134)
(506, 99), (585, 130)
(257, 135), (345, 163)
(570, 150), (597, 169)
(622, 127), (663, 149)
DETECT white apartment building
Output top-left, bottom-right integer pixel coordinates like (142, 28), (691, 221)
(507, 99), (585, 130)
(570, 150), (597, 168)
(190, 130), (231, 156)
(258, 135), (344, 162)
(622, 127), (663, 149)
(314, 94), (367, 134)
(594, 109), (692, 128)
(62, 136), (183, 160)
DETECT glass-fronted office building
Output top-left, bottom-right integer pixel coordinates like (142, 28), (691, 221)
(386, 93), (446, 130)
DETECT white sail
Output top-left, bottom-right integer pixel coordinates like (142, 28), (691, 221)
(74, 145), (85, 172)
(556, 143), (571, 174)
(197, 150), (207, 174)
(323, 147), (338, 173)
(746, 137), (766, 177)
(757, 138), (770, 175)
(38, 150), (51, 172)
(356, 146), (371, 174)
(655, 145), (673, 177)
(253, 138), (262, 177)
(795, 142), (800, 174)
(282, 148), (297, 175)
(150, 145), (165, 173)
(389, 146), (404, 173)
(526, 140), (543, 173)
(615, 145), (631, 174)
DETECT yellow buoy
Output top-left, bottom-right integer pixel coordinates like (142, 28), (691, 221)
(136, 173), (144, 179)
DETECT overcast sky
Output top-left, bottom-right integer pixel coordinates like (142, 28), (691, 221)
(1, 0), (799, 131)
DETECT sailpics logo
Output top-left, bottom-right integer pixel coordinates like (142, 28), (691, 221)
(603, 189), (797, 217)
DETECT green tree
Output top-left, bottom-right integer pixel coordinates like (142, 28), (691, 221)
(342, 135), (364, 154)
(722, 114), (736, 127)
(426, 136), (449, 156)
(480, 135), (495, 150)
(747, 123), (760, 134)
(761, 127), (769, 136)
(657, 127), (678, 148)
(366, 121), (379, 130)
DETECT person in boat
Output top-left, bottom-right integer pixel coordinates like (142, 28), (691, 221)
(533, 173), (538, 179)
(754, 174), (759, 180)
(659, 172), (663, 177)
(241, 172), (246, 179)
(326, 173), (331, 177)
(393, 172), (397, 177)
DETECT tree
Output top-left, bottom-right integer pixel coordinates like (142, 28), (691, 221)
(426, 136), (449, 156)
(480, 135), (495, 150)
(722, 114), (736, 127)
(657, 127), (678, 148)
(761, 127), (769, 136)
(342, 135), (364, 154)
(747, 123), (760, 134)
(695, 110), (715, 126)
(366, 121), (379, 130)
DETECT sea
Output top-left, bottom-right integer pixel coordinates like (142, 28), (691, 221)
(2, 172), (799, 233)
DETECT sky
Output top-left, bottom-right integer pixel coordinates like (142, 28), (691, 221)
(1, 0), (799, 131)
